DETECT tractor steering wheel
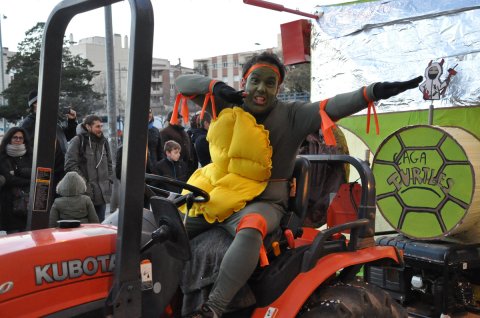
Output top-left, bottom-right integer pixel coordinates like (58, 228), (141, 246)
(144, 173), (209, 207)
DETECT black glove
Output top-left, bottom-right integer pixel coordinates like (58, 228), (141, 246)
(373, 76), (423, 100)
(213, 82), (245, 105)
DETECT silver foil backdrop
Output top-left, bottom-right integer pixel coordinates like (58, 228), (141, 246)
(311, 0), (480, 112)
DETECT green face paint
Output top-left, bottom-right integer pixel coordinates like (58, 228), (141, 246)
(243, 64), (280, 115)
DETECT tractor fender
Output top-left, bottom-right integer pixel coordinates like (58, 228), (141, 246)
(251, 245), (401, 318)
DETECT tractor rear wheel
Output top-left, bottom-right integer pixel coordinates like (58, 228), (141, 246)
(300, 278), (407, 318)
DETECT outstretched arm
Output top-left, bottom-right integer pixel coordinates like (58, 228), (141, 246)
(175, 75), (240, 115)
(325, 76), (423, 121)
(373, 76), (423, 100)
(175, 74), (212, 97)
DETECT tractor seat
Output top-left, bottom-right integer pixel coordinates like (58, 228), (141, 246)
(261, 156), (310, 252)
(284, 156), (311, 237)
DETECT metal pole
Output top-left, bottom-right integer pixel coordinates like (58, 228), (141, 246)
(0, 14), (6, 106)
(105, 6), (118, 154)
(428, 102), (434, 125)
(118, 62), (122, 106)
(105, 5), (119, 213)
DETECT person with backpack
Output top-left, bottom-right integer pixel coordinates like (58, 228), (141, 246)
(65, 115), (113, 222)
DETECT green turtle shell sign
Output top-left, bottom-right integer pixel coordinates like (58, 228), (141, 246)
(372, 125), (480, 242)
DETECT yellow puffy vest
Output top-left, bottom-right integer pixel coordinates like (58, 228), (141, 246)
(181, 107), (272, 223)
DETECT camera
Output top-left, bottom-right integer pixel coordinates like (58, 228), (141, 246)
(62, 107), (71, 115)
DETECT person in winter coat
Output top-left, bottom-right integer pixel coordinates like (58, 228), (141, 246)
(154, 140), (187, 193)
(173, 51), (422, 317)
(186, 111), (201, 144)
(0, 174), (5, 232)
(0, 127), (33, 233)
(147, 108), (162, 166)
(191, 112), (212, 167)
(65, 115), (113, 222)
(159, 111), (198, 178)
(21, 90), (77, 186)
(49, 171), (99, 227)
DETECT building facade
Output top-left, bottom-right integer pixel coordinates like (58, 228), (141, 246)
(69, 34), (194, 115)
(0, 47), (14, 106)
(193, 48), (278, 90)
(69, 34), (129, 112)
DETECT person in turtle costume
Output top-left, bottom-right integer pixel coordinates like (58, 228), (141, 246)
(174, 51), (422, 317)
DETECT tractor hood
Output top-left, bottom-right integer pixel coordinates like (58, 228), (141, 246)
(0, 224), (117, 316)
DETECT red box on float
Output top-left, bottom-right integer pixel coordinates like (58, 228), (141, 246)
(280, 19), (311, 65)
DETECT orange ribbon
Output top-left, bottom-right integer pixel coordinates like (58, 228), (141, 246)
(319, 99), (337, 146)
(170, 93), (197, 125)
(363, 87), (379, 135)
(201, 80), (218, 121)
(237, 213), (269, 267)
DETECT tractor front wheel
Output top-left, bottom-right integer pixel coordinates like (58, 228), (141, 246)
(300, 278), (407, 318)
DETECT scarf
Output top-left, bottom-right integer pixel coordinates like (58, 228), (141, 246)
(6, 144), (27, 157)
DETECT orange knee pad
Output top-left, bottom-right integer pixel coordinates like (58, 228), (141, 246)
(236, 213), (267, 237)
(236, 213), (269, 267)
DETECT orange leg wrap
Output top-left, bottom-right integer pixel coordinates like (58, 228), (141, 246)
(236, 213), (269, 267)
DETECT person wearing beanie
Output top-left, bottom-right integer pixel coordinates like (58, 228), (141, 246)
(48, 171), (99, 227)
(21, 89), (78, 187)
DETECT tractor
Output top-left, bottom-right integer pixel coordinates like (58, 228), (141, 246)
(0, 0), (407, 317)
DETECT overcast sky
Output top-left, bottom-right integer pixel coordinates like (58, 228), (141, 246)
(1, 0), (348, 68)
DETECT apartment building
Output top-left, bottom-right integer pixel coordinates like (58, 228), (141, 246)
(193, 48), (278, 90)
(0, 46), (15, 106)
(69, 34), (194, 114)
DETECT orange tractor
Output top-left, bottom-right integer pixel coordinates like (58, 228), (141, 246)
(0, 0), (407, 317)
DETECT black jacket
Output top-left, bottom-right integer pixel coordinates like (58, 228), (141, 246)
(147, 125), (162, 165)
(189, 127), (204, 144)
(21, 113), (77, 184)
(154, 158), (187, 193)
(0, 153), (32, 232)
(192, 128), (211, 167)
(159, 124), (198, 177)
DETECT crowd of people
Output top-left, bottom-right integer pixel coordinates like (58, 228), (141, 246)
(0, 89), (212, 234)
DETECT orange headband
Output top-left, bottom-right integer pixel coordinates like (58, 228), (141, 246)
(243, 63), (282, 83)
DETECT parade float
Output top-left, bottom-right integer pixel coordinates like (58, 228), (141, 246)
(309, 0), (480, 316)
